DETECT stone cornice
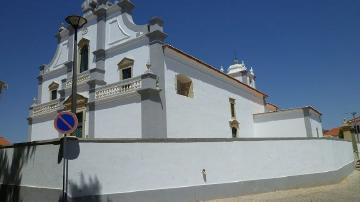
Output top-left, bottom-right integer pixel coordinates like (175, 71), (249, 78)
(41, 65), (68, 82)
(93, 49), (106, 62)
(146, 30), (167, 45)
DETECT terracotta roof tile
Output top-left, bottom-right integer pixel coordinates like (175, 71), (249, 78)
(324, 128), (341, 137)
(0, 137), (10, 146)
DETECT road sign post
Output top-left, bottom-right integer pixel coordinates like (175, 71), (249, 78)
(54, 112), (78, 202)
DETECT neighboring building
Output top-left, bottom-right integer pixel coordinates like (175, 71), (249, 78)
(27, 0), (323, 141)
(324, 127), (341, 138)
(346, 116), (360, 142)
(265, 103), (279, 112)
(0, 136), (10, 146)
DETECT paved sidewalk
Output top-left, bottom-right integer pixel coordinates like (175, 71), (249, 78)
(205, 171), (360, 202)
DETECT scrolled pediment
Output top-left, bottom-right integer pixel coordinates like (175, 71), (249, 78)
(63, 94), (88, 111)
(48, 82), (60, 90)
(118, 57), (134, 69)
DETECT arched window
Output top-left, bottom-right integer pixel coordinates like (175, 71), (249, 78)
(78, 38), (90, 73)
(79, 45), (89, 73)
(232, 127), (237, 138)
(176, 74), (193, 98)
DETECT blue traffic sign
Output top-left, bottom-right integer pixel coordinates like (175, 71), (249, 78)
(54, 112), (78, 134)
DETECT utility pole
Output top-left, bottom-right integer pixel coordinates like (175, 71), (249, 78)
(346, 112), (359, 161)
(350, 112), (359, 143)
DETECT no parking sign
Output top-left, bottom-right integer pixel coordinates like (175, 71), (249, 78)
(54, 112), (78, 134)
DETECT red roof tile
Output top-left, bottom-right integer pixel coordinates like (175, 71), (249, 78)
(0, 137), (10, 146)
(324, 128), (341, 137)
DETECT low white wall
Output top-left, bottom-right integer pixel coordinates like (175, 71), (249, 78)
(0, 139), (354, 200)
(0, 143), (62, 189)
(69, 139), (353, 197)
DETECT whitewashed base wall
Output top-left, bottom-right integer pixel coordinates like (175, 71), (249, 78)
(0, 139), (355, 202)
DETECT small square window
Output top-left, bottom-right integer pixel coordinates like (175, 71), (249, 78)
(122, 67), (132, 80)
(176, 74), (193, 98)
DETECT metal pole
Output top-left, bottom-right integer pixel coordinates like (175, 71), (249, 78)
(62, 137), (66, 201)
(71, 27), (78, 115)
(62, 26), (79, 202)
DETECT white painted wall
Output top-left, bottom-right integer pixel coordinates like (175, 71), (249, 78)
(308, 110), (323, 138)
(67, 139), (353, 197)
(105, 12), (144, 50)
(254, 116), (307, 138)
(94, 95), (142, 138)
(31, 120), (59, 141)
(47, 40), (69, 71)
(40, 74), (66, 104)
(0, 139), (354, 198)
(104, 42), (149, 85)
(164, 52), (265, 138)
(0, 143), (63, 190)
(310, 118), (323, 138)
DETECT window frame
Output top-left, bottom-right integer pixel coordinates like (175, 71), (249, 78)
(50, 89), (58, 100)
(229, 98), (236, 119)
(118, 58), (134, 81)
(48, 82), (59, 101)
(176, 74), (193, 98)
(121, 66), (132, 80)
(77, 38), (90, 74)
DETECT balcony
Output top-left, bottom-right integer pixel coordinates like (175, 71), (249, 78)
(31, 99), (61, 117)
(64, 71), (90, 89)
(95, 77), (142, 101)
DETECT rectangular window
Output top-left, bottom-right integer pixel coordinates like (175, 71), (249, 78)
(74, 112), (84, 138)
(316, 128), (319, 138)
(122, 67), (132, 80)
(229, 98), (236, 118)
(51, 90), (57, 100)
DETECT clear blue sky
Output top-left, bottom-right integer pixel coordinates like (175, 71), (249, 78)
(0, 0), (359, 143)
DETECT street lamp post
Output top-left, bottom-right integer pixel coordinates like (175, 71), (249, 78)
(65, 15), (87, 114)
(63, 15), (87, 202)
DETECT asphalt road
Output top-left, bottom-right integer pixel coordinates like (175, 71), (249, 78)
(205, 170), (360, 202)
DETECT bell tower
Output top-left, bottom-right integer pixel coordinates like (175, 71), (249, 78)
(227, 58), (256, 89)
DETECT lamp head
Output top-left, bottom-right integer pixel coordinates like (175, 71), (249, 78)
(65, 15), (87, 29)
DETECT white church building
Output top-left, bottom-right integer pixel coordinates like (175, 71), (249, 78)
(28, 0), (323, 141)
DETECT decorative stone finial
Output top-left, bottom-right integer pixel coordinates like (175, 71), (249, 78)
(233, 57), (239, 64)
(118, 0), (135, 14)
(220, 65), (225, 72)
(250, 67), (254, 75)
(82, 0), (98, 13)
(149, 17), (164, 27)
(145, 60), (152, 73)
